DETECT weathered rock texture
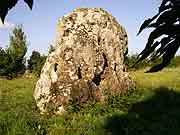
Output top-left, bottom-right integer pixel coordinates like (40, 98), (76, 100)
(34, 8), (134, 114)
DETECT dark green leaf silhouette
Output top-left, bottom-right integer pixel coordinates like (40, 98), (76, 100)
(137, 0), (180, 72)
(24, 0), (33, 10)
(0, 8), (8, 23)
(0, 0), (33, 23)
(137, 14), (159, 36)
(0, 0), (19, 22)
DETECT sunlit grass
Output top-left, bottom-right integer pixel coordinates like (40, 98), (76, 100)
(130, 67), (180, 90)
(0, 67), (180, 135)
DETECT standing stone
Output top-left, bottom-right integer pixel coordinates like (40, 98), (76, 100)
(34, 8), (135, 114)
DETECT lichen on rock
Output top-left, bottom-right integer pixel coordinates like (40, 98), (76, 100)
(34, 8), (135, 114)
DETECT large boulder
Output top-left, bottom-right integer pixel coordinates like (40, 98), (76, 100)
(34, 8), (135, 114)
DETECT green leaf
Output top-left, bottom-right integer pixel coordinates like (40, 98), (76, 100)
(161, 40), (179, 64)
(135, 41), (160, 64)
(137, 0), (180, 72)
(0, 8), (8, 23)
(155, 8), (177, 26)
(143, 25), (166, 49)
(159, 4), (172, 13)
(147, 23), (158, 28)
(24, 0), (34, 10)
(0, 0), (18, 23)
(146, 39), (179, 72)
(171, 0), (180, 6)
(135, 24), (173, 66)
(137, 14), (159, 36)
(159, 0), (170, 12)
(8, 0), (18, 10)
(151, 37), (173, 60)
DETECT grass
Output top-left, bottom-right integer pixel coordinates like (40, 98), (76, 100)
(0, 77), (48, 135)
(0, 67), (180, 135)
(131, 67), (180, 89)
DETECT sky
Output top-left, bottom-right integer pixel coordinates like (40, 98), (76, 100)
(0, 0), (162, 57)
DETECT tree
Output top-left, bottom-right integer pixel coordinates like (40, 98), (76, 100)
(28, 51), (47, 76)
(0, 47), (9, 75)
(136, 0), (180, 72)
(0, 25), (28, 78)
(0, 0), (33, 23)
(28, 50), (41, 72)
(8, 25), (27, 78)
(8, 25), (27, 59)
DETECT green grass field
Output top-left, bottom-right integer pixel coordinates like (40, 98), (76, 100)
(131, 68), (180, 90)
(0, 67), (180, 135)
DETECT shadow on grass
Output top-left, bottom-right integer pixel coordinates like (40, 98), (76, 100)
(104, 87), (180, 135)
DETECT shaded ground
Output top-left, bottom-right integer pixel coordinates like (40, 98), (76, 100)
(104, 87), (180, 135)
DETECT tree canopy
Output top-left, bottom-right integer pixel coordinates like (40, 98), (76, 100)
(0, 25), (28, 79)
(28, 50), (47, 76)
(136, 0), (180, 72)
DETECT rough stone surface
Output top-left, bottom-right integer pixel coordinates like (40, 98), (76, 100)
(34, 8), (135, 114)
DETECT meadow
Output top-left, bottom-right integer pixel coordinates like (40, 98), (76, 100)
(0, 67), (180, 135)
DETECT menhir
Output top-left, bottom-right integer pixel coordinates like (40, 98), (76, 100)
(34, 8), (135, 114)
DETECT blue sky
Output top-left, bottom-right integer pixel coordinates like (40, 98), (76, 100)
(0, 0), (162, 57)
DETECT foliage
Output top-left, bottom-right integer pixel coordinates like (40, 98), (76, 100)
(125, 53), (180, 71)
(167, 55), (180, 68)
(0, 48), (9, 75)
(137, 0), (180, 72)
(0, 25), (27, 79)
(28, 50), (47, 76)
(8, 26), (27, 57)
(125, 53), (149, 70)
(0, 0), (33, 23)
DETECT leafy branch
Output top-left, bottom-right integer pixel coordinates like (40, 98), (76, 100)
(136, 0), (180, 72)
